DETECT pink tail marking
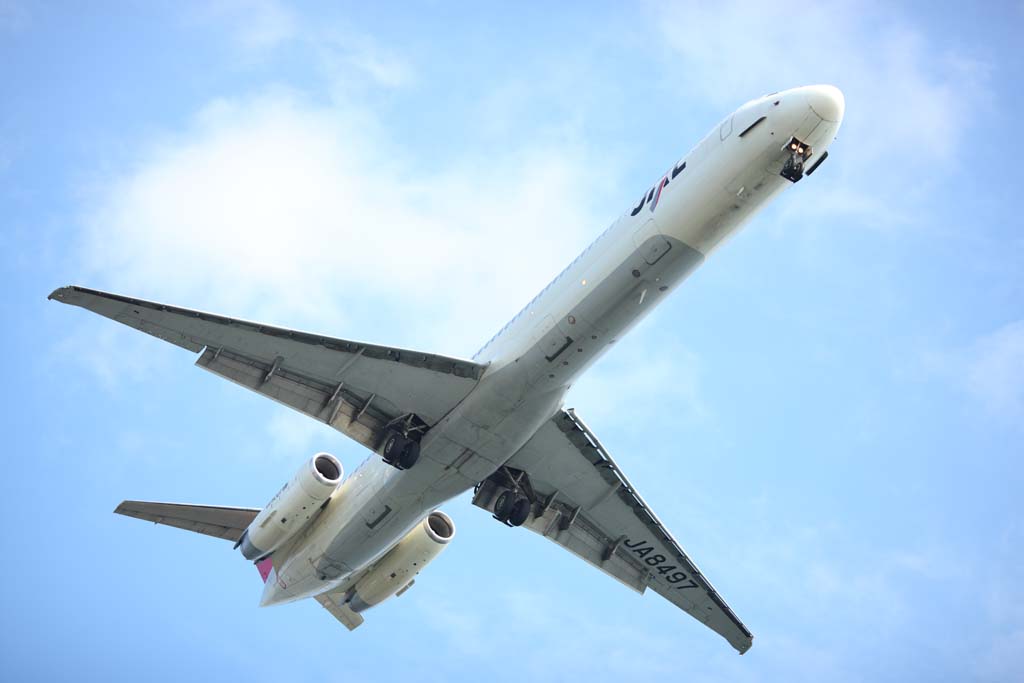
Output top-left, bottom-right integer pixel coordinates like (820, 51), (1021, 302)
(256, 557), (274, 583)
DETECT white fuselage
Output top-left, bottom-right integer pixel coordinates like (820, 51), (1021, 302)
(260, 85), (844, 606)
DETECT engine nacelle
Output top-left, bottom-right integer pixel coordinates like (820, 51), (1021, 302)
(239, 452), (343, 560)
(347, 511), (455, 612)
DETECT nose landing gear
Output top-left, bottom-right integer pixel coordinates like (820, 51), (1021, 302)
(780, 137), (813, 183)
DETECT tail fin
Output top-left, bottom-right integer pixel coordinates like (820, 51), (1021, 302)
(256, 557), (274, 583)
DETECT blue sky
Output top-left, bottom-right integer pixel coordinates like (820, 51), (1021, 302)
(3, 1), (1022, 680)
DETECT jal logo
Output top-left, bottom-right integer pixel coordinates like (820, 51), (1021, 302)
(630, 160), (686, 216)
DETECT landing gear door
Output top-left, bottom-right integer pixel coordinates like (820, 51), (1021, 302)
(632, 218), (671, 265)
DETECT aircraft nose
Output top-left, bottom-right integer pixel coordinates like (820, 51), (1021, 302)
(803, 84), (845, 123)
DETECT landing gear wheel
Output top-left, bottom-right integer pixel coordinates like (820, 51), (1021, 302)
(382, 432), (403, 461)
(493, 489), (530, 526)
(508, 496), (531, 527)
(398, 439), (420, 470)
(493, 489), (516, 522)
(382, 431), (418, 470)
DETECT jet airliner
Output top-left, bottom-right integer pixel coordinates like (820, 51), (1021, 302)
(50, 84), (845, 653)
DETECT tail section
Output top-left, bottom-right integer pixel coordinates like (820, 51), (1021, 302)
(256, 557), (274, 583)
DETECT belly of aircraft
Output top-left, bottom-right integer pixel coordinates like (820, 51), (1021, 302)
(264, 150), (797, 608)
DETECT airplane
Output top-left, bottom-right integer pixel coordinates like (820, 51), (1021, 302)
(49, 84), (844, 654)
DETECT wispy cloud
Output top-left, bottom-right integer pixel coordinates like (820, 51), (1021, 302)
(964, 320), (1024, 419)
(52, 323), (170, 392)
(76, 87), (610, 361)
(922, 320), (1024, 423)
(265, 408), (340, 458)
(569, 334), (709, 432)
(315, 29), (415, 89)
(417, 588), (681, 678)
(657, 0), (988, 163)
(200, 0), (297, 53)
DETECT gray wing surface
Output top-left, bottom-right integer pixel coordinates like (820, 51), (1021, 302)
(49, 286), (486, 452)
(486, 408), (753, 654)
(114, 500), (260, 542)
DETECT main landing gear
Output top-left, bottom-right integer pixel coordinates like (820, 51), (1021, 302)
(382, 431), (420, 470)
(471, 466), (537, 527)
(492, 488), (531, 527)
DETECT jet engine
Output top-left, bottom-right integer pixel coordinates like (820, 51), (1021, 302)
(346, 511), (455, 612)
(238, 452), (343, 560)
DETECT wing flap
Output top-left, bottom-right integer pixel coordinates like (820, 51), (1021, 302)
(518, 493), (649, 594)
(195, 346), (383, 451)
(114, 500), (260, 542)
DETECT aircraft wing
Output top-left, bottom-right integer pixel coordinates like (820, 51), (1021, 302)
(114, 500), (260, 542)
(480, 408), (753, 654)
(49, 286), (486, 452)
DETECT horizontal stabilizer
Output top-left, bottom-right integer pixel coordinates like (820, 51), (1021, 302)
(315, 591), (365, 631)
(114, 500), (260, 542)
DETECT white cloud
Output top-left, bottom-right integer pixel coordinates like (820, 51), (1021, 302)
(77, 88), (613, 360)
(203, 0), (297, 52)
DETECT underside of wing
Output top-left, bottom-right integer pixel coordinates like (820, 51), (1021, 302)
(50, 286), (487, 452)
(114, 500), (260, 542)
(475, 409), (753, 654)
